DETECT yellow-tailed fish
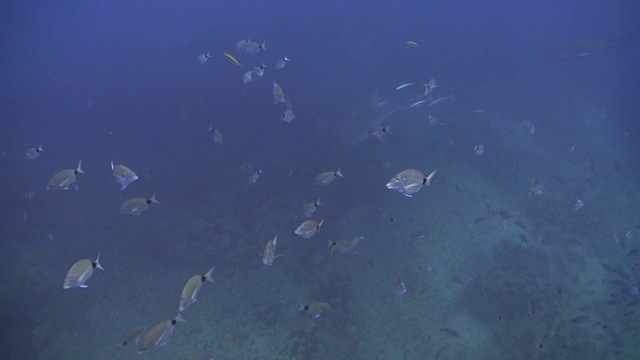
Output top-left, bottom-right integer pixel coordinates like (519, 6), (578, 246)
(222, 52), (242, 67)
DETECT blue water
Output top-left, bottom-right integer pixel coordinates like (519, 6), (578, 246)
(2, 1), (639, 359)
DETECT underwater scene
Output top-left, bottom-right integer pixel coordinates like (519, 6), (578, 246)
(1, 0), (639, 359)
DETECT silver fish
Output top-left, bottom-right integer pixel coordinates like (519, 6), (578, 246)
(295, 219), (324, 239)
(386, 169), (436, 197)
(409, 99), (427, 108)
(395, 278), (407, 296)
(251, 64), (266, 80)
(261, 235), (282, 266)
(120, 194), (159, 215)
(328, 236), (363, 256)
(25, 145), (44, 160)
(275, 56), (290, 70)
(197, 52), (211, 64)
(281, 108), (295, 124)
(63, 252), (103, 289)
(369, 125), (391, 139)
(179, 267), (215, 312)
(111, 161), (138, 190)
(138, 314), (185, 352)
(395, 83), (415, 90)
(301, 198), (321, 217)
(243, 70), (253, 85)
(208, 126), (222, 144)
(236, 39), (266, 54)
(247, 168), (263, 185)
(314, 168), (343, 185)
(273, 81), (286, 103)
(47, 161), (84, 190)
(424, 78), (437, 96)
(298, 302), (331, 318)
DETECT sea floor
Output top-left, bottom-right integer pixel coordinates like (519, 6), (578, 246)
(4, 79), (640, 360)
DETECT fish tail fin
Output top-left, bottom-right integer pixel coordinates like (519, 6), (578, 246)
(38, 145), (44, 152)
(174, 313), (187, 323)
(149, 193), (160, 204)
(318, 219), (324, 231)
(261, 41), (267, 51)
(76, 160), (84, 174)
(94, 252), (104, 271)
(336, 168), (344, 177)
(352, 236), (364, 246)
(425, 170), (437, 186)
(110, 160), (115, 171)
(316, 198), (322, 206)
(204, 267), (215, 283)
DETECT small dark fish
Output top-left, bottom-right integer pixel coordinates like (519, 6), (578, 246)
(602, 263), (630, 280)
(601, 263), (619, 275)
(473, 216), (486, 224)
(514, 220), (526, 229)
(454, 184), (461, 193)
(486, 203), (497, 216)
(604, 279), (628, 289)
(566, 237), (582, 246)
(519, 234), (529, 243)
(434, 345), (451, 359)
(571, 314), (589, 324)
(499, 210), (511, 219)
(616, 270), (630, 281)
(583, 158), (596, 172)
(451, 276), (465, 286)
(599, 323), (622, 346)
(528, 298), (537, 315)
(627, 248), (640, 256)
(547, 275), (563, 295)
(611, 160), (622, 172)
(439, 328), (459, 336)
(608, 293), (630, 305)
